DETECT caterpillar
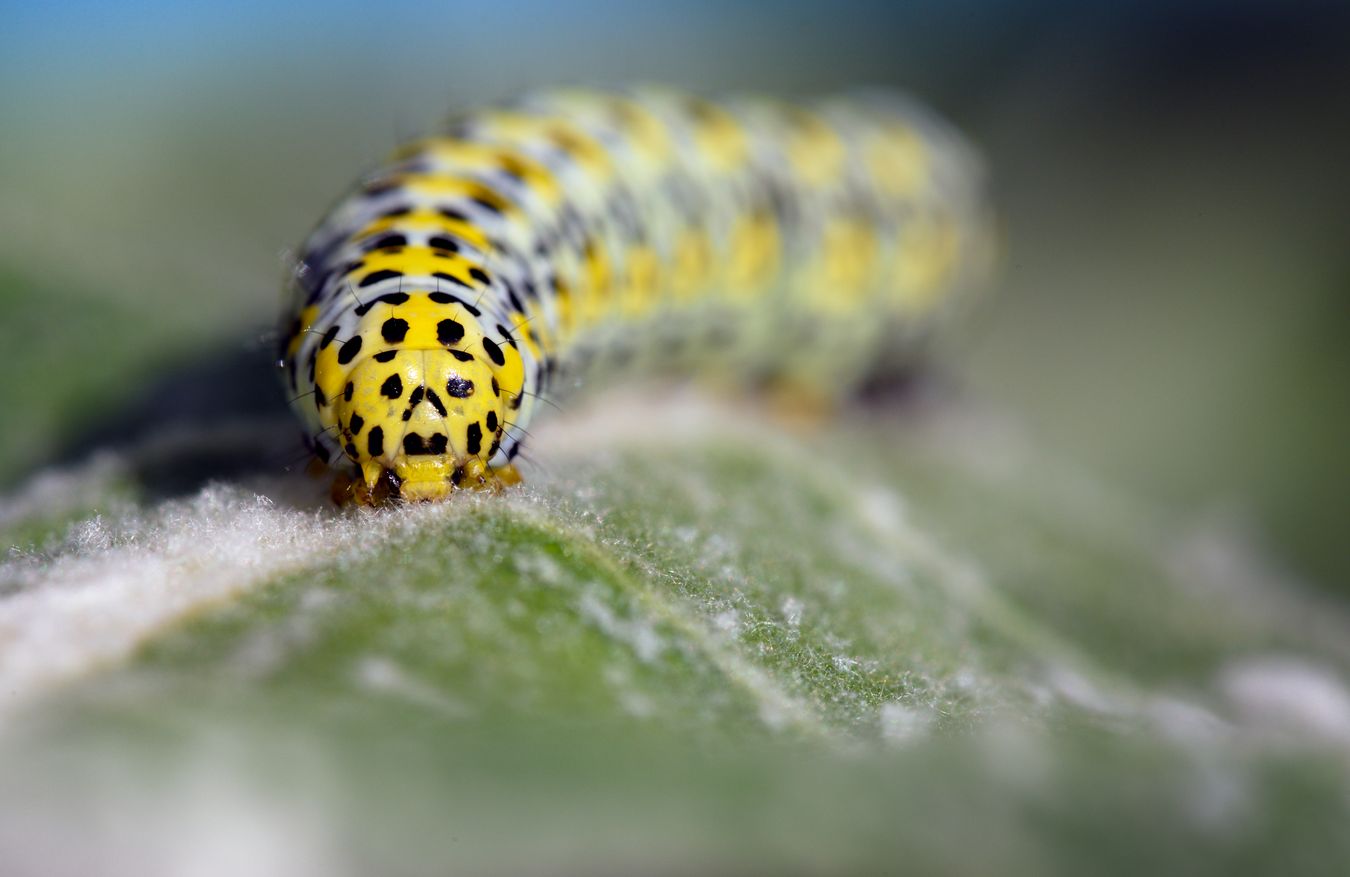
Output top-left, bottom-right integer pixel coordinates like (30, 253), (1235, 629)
(278, 86), (989, 504)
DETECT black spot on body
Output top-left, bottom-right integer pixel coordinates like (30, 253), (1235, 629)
(469, 267), (491, 285)
(369, 234), (407, 250)
(381, 318), (409, 343)
(437, 319), (464, 346)
(337, 335), (363, 365)
(359, 269), (402, 288)
(381, 374), (403, 398)
(482, 337), (505, 366)
(403, 433), (426, 455)
(348, 413), (364, 434)
(408, 386), (424, 407)
(426, 389), (448, 417)
(320, 325), (339, 349)
(486, 411), (498, 433)
(466, 423), (482, 455)
(428, 236), (459, 252)
(378, 292), (410, 306)
(445, 377), (474, 398)
(344, 381), (354, 402)
(374, 350), (397, 363)
(428, 290), (481, 316)
(449, 349), (475, 363)
(491, 377), (500, 397)
(345, 441), (359, 459)
(313, 386), (327, 410)
(367, 426), (384, 457)
(433, 271), (472, 289)
(429, 434), (448, 454)
(438, 207), (467, 222)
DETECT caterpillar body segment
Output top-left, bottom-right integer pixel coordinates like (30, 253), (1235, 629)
(279, 87), (989, 504)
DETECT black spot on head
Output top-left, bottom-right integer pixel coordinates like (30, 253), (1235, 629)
(320, 325), (340, 349)
(381, 318), (409, 343)
(481, 337), (505, 366)
(445, 376), (474, 398)
(469, 266), (491, 285)
(449, 349), (475, 363)
(426, 389), (448, 417)
(466, 422), (482, 455)
(437, 319), (464, 346)
(486, 411), (498, 433)
(429, 434), (448, 454)
(381, 373), (403, 398)
(374, 350), (397, 363)
(367, 426), (384, 457)
(344, 381), (354, 402)
(359, 269), (402, 288)
(337, 335), (363, 365)
(348, 413), (364, 434)
(428, 235), (459, 252)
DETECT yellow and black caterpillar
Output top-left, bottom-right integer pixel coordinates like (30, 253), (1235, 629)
(279, 86), (989, 503)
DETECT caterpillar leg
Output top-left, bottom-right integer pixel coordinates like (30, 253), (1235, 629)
(330, 468), (397, 507)
(329, 461), (525, 506)
(488, 464), (524, 489)
(761, 378), (837, 433)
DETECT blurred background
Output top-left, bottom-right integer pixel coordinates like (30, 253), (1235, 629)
(2, 0), (1347, 589)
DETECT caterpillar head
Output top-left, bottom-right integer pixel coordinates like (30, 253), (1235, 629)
(335, 349), (504, 501)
